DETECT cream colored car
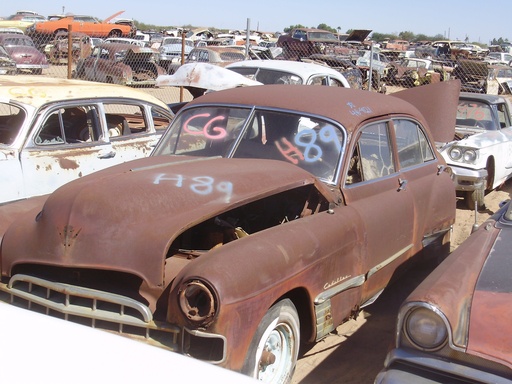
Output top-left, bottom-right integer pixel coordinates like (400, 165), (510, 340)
(0, 75), (174, 203)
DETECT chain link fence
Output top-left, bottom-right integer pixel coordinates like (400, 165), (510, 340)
(14, 29), (512, 103)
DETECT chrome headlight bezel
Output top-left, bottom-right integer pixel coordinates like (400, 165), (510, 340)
(178, 279), (218, 327)
(402, 305), (449, 351)
(449, 146), (477, 163)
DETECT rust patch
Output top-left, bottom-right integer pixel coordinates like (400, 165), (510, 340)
(59, 158), (79, 170)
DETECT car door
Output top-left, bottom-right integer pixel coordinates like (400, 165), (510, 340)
(342, 120), (415, 304)
(83, 46), (101, 80)
(19, 104), (119, 199)
(391, 118), (455, 245)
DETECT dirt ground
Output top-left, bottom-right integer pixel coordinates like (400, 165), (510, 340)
(292, 181), (512, 383)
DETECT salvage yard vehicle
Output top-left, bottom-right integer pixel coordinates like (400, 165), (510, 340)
(454, 59), (512, 95)
(0, 75), (173, 204)
(167, 46), (246, 74)
(277, 28), (370, 60)
(0, 303), (255, 383)
(73, 43), (166, 87)
(436, 92), (512, 209)
(226, 59), (351, 87)
(0, 81), (459, 382)
(376, 199), (512, 384)
(26, 12), (136, 43)
(386, 57), (453, 87)
(0, 45), (17, 75)
(0, 12), (46, 33)
(0, 33), (48, 74)
(158, 36), (194, 67)
(44, 31), (93, 64)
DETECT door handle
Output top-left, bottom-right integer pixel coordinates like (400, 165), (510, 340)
(97, 150), (116, 159)
(398, 178), (407, 191)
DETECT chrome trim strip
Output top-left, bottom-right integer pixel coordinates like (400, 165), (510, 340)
(368, 244), (413, 278)
(314, 275), (366, 304)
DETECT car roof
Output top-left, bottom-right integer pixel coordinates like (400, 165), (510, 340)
(186, 84), (423, 134)
(459, 91), (508, 105)
(226, 60), (344, 78)
(0, 75), (169, 110)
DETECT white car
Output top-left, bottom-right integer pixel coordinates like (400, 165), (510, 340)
(158, 36), (194, 69)
(437, 92), (512, 209)
(484, 52), (512, 65)
(0, 303), (255, 384)
(226, 59), (351, 87)
(0, 75), (174, 204)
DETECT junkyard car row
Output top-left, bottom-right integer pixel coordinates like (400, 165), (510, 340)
(2, 14), (512, 384)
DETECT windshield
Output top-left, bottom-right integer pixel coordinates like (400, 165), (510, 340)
(229, 67), (303, 85)
(456, 100), (496, 130)
(153, 106), (345, 183)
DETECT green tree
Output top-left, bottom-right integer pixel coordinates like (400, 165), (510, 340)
(283, 24), (307, 33)
(398, 31), (415, 41)
(316, 23), (337, 33)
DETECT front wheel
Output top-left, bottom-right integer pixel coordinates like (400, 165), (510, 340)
(242, 299), (300, 383)
(466, 188), (485, 210)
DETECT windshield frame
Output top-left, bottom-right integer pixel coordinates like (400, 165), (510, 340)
(152, 104), (347, 185)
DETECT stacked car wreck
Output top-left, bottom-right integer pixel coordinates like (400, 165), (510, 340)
(0, 81), (459, 383)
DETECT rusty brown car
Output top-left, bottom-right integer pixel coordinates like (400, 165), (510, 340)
(0, 82), (459, 383)
(73, 43), (166, 87)
(44, 31), (93, 64)
(376, 199), (512, 383)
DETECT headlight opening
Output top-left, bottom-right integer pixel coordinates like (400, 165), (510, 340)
(403, 306), (448, 351)
(179, 280), (217, 326)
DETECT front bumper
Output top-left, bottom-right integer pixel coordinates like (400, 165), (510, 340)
(449, 165), (487, 192)
(376, 348), (512, 384)
(0, 274), (227, 364)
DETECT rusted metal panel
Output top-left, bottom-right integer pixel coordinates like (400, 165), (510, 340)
(0, 83), (457, 380)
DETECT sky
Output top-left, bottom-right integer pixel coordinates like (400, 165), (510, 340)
(2, 0), (509, 45)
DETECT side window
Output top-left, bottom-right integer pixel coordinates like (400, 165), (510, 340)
(347, 122), (394, 184)
(497, 103), (511, 128)
(103, 103), (157, 138)
(0, 103), (25, 145)
(35, 106), (100, 145)
(393, 119), (434, 168)
(309, 76), (327, 86)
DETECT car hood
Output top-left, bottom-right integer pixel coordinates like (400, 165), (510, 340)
(344, 29), (372, 43)
(1, 156), (322, 292)
(392, 79), (460, 143)
(405, 210), (512, 368)
(156, 62), (262, 94)
(467, 223), (512, 368)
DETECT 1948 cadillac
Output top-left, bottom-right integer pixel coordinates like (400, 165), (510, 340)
(0, 82), (459, 382)
(375, 199), (512, 383)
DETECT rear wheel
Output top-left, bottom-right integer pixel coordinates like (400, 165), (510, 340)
(242, 299), (300, 383)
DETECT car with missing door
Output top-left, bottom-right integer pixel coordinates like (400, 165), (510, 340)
(375, 199), (512, 384)
(73, 43), (166, 87)
(0, 75), (173, 204)
(0, 81), (458, 382)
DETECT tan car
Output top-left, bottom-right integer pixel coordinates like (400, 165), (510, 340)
(0, 12), (46, 33)
(0, 75), (173, 204)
